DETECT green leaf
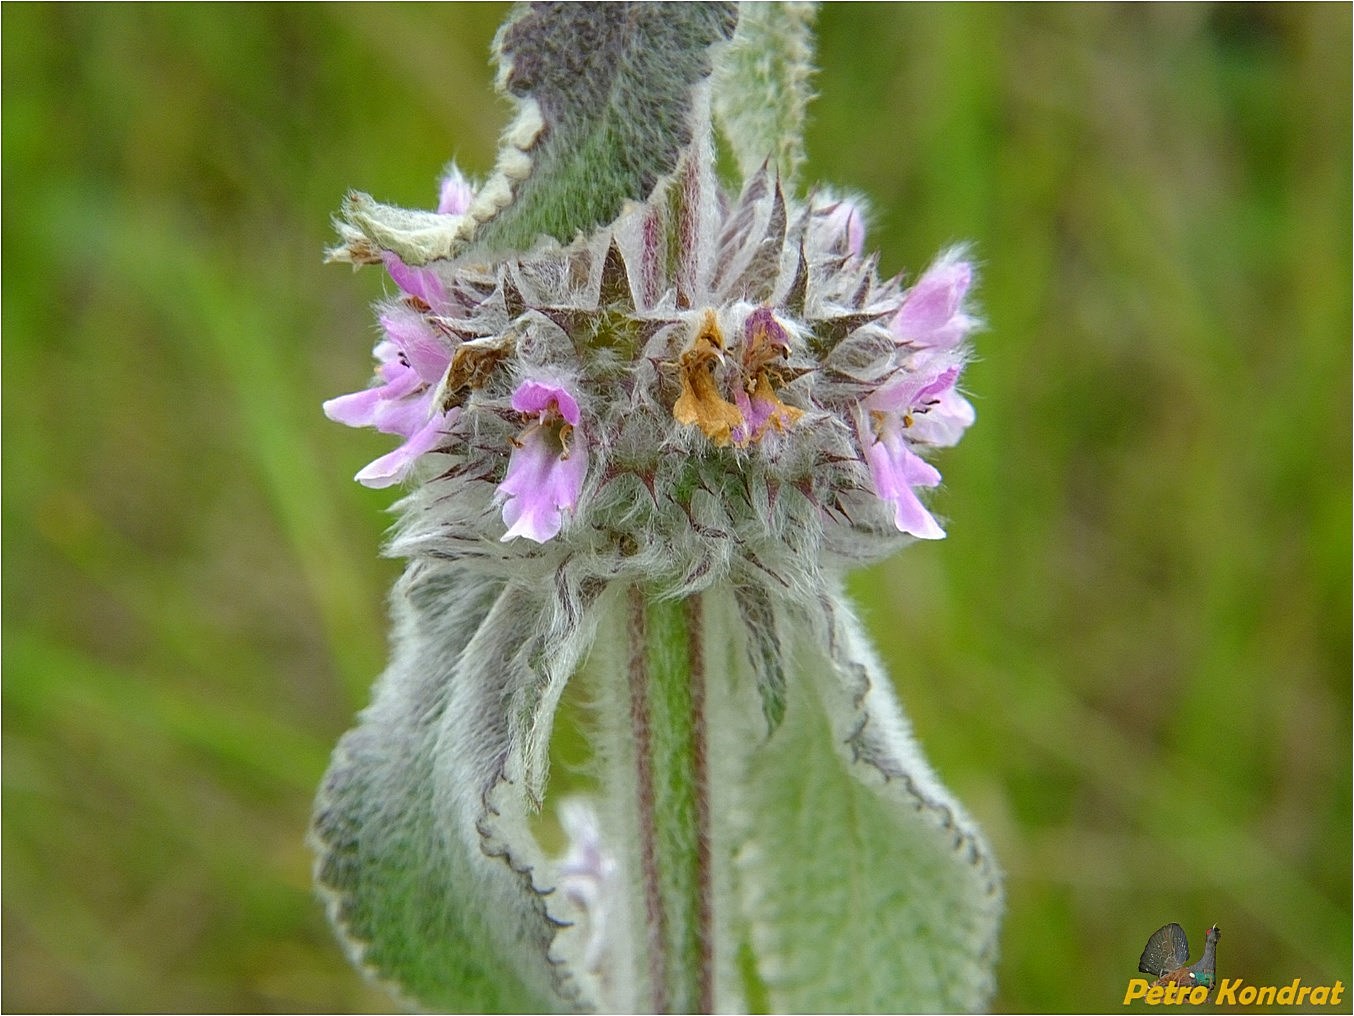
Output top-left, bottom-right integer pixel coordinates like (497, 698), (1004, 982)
(711, 2), (818, 188)
(576, 582), (1002, 1013)
(331, 3), (738, 267)
(311, 565), (583, 1013)
(476, 2), (738, 252)
(733, 587), (1003, 1012)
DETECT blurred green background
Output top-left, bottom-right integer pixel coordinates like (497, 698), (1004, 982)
(3, 4), (1348, 1012)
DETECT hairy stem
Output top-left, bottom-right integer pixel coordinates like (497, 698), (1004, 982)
(628, 588), (713, 1013)
(627, 587), (668, 1012)
(686, 594), (714, 1015)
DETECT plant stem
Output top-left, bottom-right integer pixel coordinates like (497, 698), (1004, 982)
(686, 594), (714, 1015)
(627, 587), (668, 1012)
(628, 587), (712, 1013)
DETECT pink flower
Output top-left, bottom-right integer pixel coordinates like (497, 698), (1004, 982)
(322, 306), (456, 488)
(811, 195), (867, 257)
(498, 380), (589, 544)
(907, 385), (975, 449)
(857, 362), (970, 540)
(382, 252), (448, 309)
(437, 164), (475, 216)
(891, 254), (976, 350)
(379, 166), (476, 309)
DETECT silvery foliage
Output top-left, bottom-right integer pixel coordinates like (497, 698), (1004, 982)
(312, 3), (1002, 1012)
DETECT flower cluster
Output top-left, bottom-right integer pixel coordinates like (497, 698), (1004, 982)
(316, 79), (1000, 1014)
(325, 157), (977, 590)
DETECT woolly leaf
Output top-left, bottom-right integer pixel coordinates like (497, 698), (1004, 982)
(711, 2), (818, 187)
(475, 2), (738, 253)
(733, 586), (1003, 1012)
(310, 565), (586, 1013)
(330, 3), (738, 267)
(733, 582), (787, 732)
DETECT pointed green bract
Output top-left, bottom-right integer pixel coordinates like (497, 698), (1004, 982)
(712, 2), (818, 187)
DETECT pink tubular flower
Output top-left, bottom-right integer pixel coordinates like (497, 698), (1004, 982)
(906, 384), (975, 449)
(322, 306), (456, 488)
(379, 166), (477, 309)
(498, 380), (589, 544)
(891, 254), (977, 350)
(382, 253), (448, 309)
(858, 363), (971, 540)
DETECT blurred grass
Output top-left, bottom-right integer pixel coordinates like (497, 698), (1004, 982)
(3, 4), (1348, 1012)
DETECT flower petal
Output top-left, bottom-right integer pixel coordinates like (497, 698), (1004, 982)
(866, 361), (960, 416)
(354, 411), (454, 489)
(498, 430), (588, 543)
(438, 165), (476, 216)
(910, 388), (976, 448)
(379, 310), (453, 384)
(383, 252), (448, 308)
(370, 390), (437, 438)
(323, 387), (389, 429)
(730, 387), (765, 446)
(859, 414), (946, 540)
(892, 255), (974, 350)
(511, 380), (582, 425)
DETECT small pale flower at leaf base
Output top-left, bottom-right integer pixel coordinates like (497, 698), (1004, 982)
(313, 5), (1002, 1015)
(555, 798), (619, 974)
(497, 380), (588, 544)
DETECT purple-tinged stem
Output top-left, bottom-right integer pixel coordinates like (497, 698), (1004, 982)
(627, 586), (669, 1013)
(628, 588), (713, 1013)
(685, 594), (714, 1014)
